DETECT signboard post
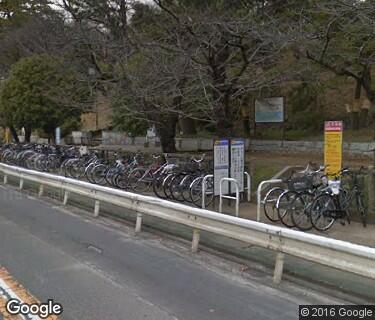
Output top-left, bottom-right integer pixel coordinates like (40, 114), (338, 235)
(214, 139), (230, 196)
(324, 121), (343, 177)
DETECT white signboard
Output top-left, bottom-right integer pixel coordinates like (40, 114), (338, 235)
(79, 146), (88, 156)
(255, 97), (284, 123)
(146, 126), (156, 140)
(55, 127), (61, 145)
(230, 139), (245, 193)
(214, 139), (229, 196)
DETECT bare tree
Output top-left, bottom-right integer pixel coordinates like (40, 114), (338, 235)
(298, 0), (375, 117)
(55, 0), (295, 150)
(152, 0), (292, 136)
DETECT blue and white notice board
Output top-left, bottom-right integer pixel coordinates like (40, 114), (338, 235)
(230, 139), (245, 193)
(214, 139), (229, 196)
(214, 138), (245, 195)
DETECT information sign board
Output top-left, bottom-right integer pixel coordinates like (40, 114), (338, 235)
(324, 121), (343, 178)
(230, 139), (245, 193)
(214, 139), (229, 196)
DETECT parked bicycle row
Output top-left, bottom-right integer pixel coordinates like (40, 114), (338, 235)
(0, 144), (214, 208)
(262, 163), (367, 231)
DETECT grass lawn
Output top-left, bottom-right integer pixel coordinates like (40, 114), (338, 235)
(248, 162), (283, 192)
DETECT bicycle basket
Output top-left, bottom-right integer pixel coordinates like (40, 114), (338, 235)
(287, 176), (313, 192)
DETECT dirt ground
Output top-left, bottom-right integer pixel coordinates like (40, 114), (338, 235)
(248, 151), (374, 168)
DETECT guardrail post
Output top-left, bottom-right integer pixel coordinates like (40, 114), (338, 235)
(191, 229), (200, 253)
(38, 184), (44, 197)
(3, 175), (7, 185)
(63, 190), (69, 205)
(94, 200), (100, 217)
(273, 252), (285, 284)
(135, 213), (143, 233)
(19, 178), (24, 190)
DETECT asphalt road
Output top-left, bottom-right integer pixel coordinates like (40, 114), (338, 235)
(0, 185), (345, 320)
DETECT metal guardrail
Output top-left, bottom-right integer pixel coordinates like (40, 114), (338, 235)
(0, 163), (375, 284)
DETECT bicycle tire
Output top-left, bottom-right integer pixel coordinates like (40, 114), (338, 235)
(356, 192), (367, 228)
(276, 190), (298, 228)
(291, 191), (314, 231)
(263, 187), (284, 222)
(169, 173), (186, 202)
(152, 174), (167, 199)
(310, 193), (336, 231)
(128, 168), (153, 193)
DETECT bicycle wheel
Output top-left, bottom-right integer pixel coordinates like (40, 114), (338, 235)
(356, 192), (367, 228)
(105, 167), (119, 186)
(276, 190), (299, 228)
(128, 168), (153, 193)
(190, 176), (203, 207)
(152, 174), (167, 199)
(169, 173), (186, 202)
(291, 192), (314, 231)
(263, 187), (284, 222)
(115, 171), (130, 189)
(202, 176), (214, 208)
(85, 163), (96, 183)
(180, 175), (196, 203)
(70, 161), (85, 179)
(310, 193), (336, 231)
(162, 173), (174, 199)
(92, 164), (108, 185)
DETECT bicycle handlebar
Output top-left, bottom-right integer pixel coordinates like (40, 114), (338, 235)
(191, 153), (205, 163)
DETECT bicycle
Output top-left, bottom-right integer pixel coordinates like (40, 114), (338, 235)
(310, 167), (367, 231)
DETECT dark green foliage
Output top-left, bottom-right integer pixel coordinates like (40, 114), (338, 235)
(0, 54), (85, 138)
(288, 83), (325, 131)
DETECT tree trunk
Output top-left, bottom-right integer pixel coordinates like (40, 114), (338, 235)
(24, 127), (32, 143)
(351, 112), (359, 130)
(9, 125), (19, 143)
(215, 96), (234, 136)
(243, 117), (250, 137)
(351, 80), (361, 131)
(210, 36), (234, 137)
(156, 114), (178, 153)
(179, 118), (197, 135)
(359, 109), (369, 127)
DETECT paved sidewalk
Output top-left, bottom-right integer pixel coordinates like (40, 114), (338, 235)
(216, 201), (375, 248)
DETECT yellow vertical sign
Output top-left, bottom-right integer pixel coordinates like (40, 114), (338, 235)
(324, 121), (343, 177)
